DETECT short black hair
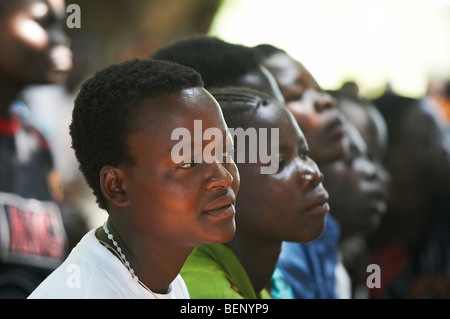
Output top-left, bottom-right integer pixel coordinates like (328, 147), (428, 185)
(209, 86), (283, 129)
(151, 36), (262, 90)
(70, 58), (204, 210)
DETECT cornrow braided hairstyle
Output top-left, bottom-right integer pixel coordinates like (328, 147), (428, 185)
(209, 86), (285, 129)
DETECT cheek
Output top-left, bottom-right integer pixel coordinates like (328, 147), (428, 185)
(155, 183), (199, 212)
(287, 103), (316, 133)
(248, 175), (294, 212)
(227, 163), (241, 196)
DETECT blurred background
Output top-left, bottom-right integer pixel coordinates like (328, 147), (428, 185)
(66, 0), (450, 98)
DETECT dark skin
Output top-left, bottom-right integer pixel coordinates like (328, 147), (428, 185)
(235, 65), (285, 104)
(331, 98), (391, 292)
(366, 98), (450, 299)
(0, 0), (72, 118)
(378, 101), (450, 247)
(330, 99), (391, 240)
(96, 88), (240, 294)
(225, 102), (329, 294)
(261, 52), (348, 164)
(340, 98), (389, 166)
(321, 123), (389, 241)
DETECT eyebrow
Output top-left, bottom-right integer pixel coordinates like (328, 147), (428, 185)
(166, 129), (231, 153)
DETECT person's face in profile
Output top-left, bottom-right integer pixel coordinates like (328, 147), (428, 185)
(400, 102), (450, 191)
(118, 88), (240, 247)
(0, 0), (72, 85)
(262, 52), (348, 164)
(321, 124), (389, 239)
(232, 101), (329, 243)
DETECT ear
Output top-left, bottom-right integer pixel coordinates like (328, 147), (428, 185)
(100, 165), (130, 208)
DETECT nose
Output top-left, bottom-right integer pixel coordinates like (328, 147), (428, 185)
(298, 161), (324, 190)
(204, 160), (235, 190)
(314, 91), (336, 112)
(361, 158), (378, 181)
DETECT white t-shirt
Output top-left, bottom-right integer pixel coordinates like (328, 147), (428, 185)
(334, 254), (352, 299)
(28, 228), (190, 299)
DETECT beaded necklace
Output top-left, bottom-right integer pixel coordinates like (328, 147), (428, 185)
(102, 221), (160, 298)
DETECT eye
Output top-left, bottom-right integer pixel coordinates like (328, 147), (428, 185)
(36, 15), (54, 28)
(299, 148), (310, 161)
(178, 161), (197, 169)
(221, 148), (235, 163)
(344, 156), (355, 166)
(33, 6), (56, 29)
(277, 155), (286, 170)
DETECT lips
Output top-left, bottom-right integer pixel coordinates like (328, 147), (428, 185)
(365, 183), (389, 214)
(325, 114), (345, 139)
(203, 193), (236, 219)
(367, 200), (388, 215)
(50, 45), (73, 73)
(303, 191), (330, 217)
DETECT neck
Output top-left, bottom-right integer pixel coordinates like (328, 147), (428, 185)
(225, 234), (281, 294)
(0, 77), (24, 118)
(97, 218), (193, 294)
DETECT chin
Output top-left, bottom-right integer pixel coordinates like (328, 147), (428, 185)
(285, 222), (327, 243)
(206, 222), (236, 245)
(48, 70), (69, 84)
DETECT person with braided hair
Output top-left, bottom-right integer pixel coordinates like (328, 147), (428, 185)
(180, 87), (330, 299)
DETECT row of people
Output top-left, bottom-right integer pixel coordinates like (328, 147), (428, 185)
(1, 0), (448, 299)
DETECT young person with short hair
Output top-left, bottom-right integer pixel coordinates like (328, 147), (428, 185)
(28, 58), (240, 299)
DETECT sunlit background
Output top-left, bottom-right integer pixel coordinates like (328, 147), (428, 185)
(208, 0), (450, 98)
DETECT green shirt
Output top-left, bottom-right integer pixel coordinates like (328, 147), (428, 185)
(180, 243), (271, 299)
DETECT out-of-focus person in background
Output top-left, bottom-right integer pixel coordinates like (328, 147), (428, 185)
(254, 44), (348, 165)
(368, 91), (450, 299)
(180, 87), (329, 299)
(151, 36), (285, 104)
(21, 31), (106, 231)
(0, 0), (81, 298)
(254, 44), (349, 299)
(326, 90), (391, 298)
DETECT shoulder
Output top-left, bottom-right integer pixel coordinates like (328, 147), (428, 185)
(170, 274), (190, 299)
(28, 229), (127, 299)
(181, 244), (244, 299)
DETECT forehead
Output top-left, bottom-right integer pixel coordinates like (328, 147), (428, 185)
(263, 53), (318, 89)
(340, 100), (370, 130)
(135, 88), (228, 138)
(234, 66), (282, 101)
(346, 123), (367, 158)
(250, 102), (306, 142)
(263, 53), (300, 85)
